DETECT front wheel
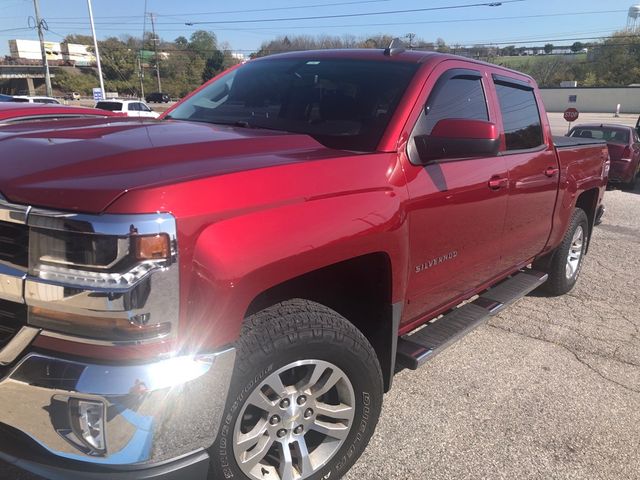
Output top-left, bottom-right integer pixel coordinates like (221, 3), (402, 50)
(535, 208), (589, 296)
(210, 299), (383, 480)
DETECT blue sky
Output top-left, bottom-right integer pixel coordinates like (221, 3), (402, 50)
(0, 0), (632, 55)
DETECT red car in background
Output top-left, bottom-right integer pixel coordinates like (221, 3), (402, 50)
(569, 123), (640, 189)
(0, 103), (120, 125)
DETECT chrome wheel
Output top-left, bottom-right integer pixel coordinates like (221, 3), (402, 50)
(233, 359), (355, 480)
(565, 225), (584, 279)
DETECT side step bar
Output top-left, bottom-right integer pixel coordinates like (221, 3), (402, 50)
(396, 270), (548, 370)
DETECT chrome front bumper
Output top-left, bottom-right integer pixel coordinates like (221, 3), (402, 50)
(0, 347), (235, 467)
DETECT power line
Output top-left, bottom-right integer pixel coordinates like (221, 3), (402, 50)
(43, 8), (625, 30)
(37, 0), (396, 21)
(183, 1), (525, 26)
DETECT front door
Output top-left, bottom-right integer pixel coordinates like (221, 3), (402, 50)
(401, 64), (508, 326)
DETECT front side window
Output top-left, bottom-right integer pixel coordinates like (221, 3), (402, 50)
(167, 58), (419, 152)
(408, 70), (488, 163)
(494, 80), (543, 151)
(412, 71), (488, 137)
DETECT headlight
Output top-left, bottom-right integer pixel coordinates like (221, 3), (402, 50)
(29, 228), (171, 288)
(24, 211), (179, 344)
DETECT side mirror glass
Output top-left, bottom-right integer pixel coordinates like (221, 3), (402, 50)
(413, 118), (500, 164)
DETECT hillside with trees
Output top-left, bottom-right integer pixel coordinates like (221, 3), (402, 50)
(48, 30), (240, 98)
(18, 29), (640, 98)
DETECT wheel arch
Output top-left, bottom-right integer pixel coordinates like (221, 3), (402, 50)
(575, 187), (599, 253)
(245, 252), (400, 392)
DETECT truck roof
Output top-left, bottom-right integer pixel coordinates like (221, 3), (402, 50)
(253, 48), (534, 82)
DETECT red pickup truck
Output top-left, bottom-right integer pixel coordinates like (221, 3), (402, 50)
(0, 48), (608, 480)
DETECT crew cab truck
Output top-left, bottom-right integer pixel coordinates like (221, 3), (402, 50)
(0, 47), (608, 480)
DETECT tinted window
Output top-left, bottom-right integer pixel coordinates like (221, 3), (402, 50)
(96, 101), (122, 112)
(495, 82), (543, 150)
(168, 58), (419, 152)
(140, 103), (152, 112)
(128, 103), (141, 111)
(569, 127), (629, 144)
(412, 73), (488, 137)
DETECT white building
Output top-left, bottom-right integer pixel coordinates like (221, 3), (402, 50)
(8, 39), (95, 65)
(9, 39), (62, 61)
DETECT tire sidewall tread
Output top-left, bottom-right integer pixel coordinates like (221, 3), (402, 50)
(211, 299), (383, 480)
(540, 208), (589, 296)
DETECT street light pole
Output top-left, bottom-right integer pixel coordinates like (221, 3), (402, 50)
(32, 0), (52, 96)
(87, 0), (105, 100)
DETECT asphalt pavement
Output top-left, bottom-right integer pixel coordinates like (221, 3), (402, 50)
(1, 112), (639, 480)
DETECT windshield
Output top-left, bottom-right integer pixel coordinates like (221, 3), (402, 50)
(570, 127), (630, 144)
(96, 101), (123, 112)
(168, 58), (419, 152)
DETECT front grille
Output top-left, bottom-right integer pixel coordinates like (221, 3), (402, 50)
(0, 220), (29, 269)
(0, 299), (27, 349)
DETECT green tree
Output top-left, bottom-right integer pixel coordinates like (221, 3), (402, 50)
(202, 50), (225, 82)
(571, 41), (584, 53)
(544, 43), (554, 54)
(99, 37), (136, 80)
(189, 30), (217, 58)
(435, 38), (450, 53)
(590, 32), (640, 86)
(63, 34), (94, 45)
(174, 36), (189, 48)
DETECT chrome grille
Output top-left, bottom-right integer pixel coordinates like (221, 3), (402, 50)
(0, 221), (29, 269)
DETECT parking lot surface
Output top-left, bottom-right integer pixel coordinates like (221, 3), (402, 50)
(1, 113), (639, 480)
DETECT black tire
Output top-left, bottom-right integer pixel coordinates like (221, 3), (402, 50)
(624, 173), (638, 191)
(210, 299), (383, 480)
(535, 208), (589, 296)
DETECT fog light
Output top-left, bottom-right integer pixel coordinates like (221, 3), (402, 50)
(70, 399), (107, 455)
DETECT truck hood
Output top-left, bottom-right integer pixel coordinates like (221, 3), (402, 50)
(0, 118), (340, 213)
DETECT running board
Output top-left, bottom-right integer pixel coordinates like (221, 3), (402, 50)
(396, 270), (548, 370)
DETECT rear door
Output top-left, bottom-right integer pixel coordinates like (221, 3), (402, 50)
(491, 74), (559, 269)
(401, 63), (509, 325)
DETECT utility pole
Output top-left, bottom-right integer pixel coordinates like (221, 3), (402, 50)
(87, 0), (105, 100)
(406, 33), (416, 49)
(32, 0), (52, 96)
(149, 13), (162, 92)
(137, 56), (145, 100)
(139, 0), (148, 100)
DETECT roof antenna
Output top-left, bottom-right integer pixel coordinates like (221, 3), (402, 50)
(384, 38), (406, 56)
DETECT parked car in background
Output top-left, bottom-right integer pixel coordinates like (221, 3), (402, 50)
(569, 123), (640, 189)
(95, 99), (159, 118)
(64, 92), (81, 101)
(11, 96), (61, 104)
(146, 92), (170, 103)
(0, 103), (119, 126)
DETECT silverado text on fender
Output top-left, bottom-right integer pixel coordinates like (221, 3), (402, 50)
(0, 47), (608, 480)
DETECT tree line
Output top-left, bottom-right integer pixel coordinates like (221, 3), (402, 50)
(49, 30), (640, 97)
(52, 30), (240, 98)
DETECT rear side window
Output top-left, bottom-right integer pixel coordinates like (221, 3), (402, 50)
(494, 80), (543, 151)
(412, 70), (488, 137)
(96, 101), (122, 112)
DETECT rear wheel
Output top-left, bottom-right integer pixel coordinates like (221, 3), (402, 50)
(535, 208), (589, 296)
(210, 299), (383, 480)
